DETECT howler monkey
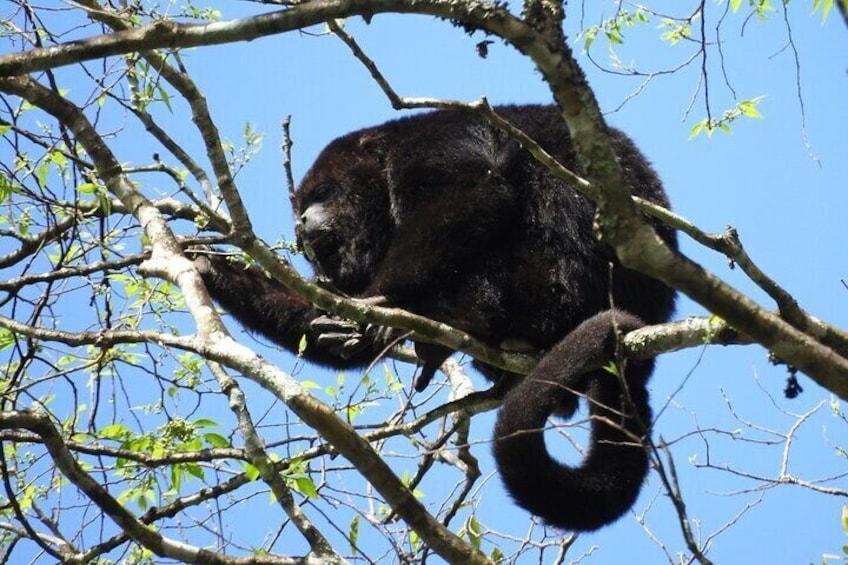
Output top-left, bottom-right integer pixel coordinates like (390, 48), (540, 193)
(197, 104), (677, 531)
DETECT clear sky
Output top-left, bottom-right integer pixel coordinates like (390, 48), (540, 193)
(5, 1), (848, 563)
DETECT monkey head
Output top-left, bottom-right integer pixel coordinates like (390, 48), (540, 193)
(294, 131), (393, 295)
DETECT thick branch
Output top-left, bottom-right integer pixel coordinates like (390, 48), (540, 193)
(0, 1), (515, 78)
(635, 196), (848, 358)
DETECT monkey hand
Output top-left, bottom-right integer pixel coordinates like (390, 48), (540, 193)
(311, 315), (402, 360)
(187, 246), (234, 278)
(190, 252), (214, 276)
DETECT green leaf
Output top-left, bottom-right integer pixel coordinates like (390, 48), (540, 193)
(35, 160), (49, 188)
(193, 418), (218, 428)
(739, 97), (765, 118)
(244, 463), (260, 481)
(125, 436), (154, 453)
(689, 121), (706, 139)
(301, 380), (321, 391)
(204, 433), (230, 448)
(171, 465), (184, 491)
(349, 516), (360, 554)
(602, 360), (620, 376)
(0, 328), (14, 350)
(294, 476), (319, 498)
(708, 314), (725, 325)
(0, 173), (12, 203)
(158, 85), (173, 112)
(183, 438), (203, 452)
(185, 462), (204, 480)
(100, 423), (131, 440)
(466, 515), (482, 548)
(819, 0), (834, 22)
(49, 151), (67, 170)
(583, 27), (597, 50)
(730, 0), (743, 13)
(346, 405), (362, 421)
(97, 192), (111, 215)
(409, 529), (421, 552)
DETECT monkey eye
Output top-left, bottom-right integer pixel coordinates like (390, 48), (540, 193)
(306, 182), (335, 204)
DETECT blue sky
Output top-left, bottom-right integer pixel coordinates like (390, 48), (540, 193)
(4, 1), (848, 563)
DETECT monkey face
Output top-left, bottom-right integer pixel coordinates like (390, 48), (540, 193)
(294, 134), (393, 294)
(295, 182), (336, 263)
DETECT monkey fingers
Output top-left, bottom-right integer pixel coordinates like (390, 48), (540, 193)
(311, 315), (368, 358)
(314, 332), (367, 358)
(310, 315), (360, 334)
(311, 316), (403, 360)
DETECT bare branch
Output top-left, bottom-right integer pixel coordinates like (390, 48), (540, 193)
(208, 362), (339, 559)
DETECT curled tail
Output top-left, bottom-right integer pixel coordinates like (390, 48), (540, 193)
(493, 309), (654, 531)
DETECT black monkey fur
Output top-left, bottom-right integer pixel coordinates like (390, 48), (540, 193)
(197, 104), (677, 531)
(493, 309), (654, 531)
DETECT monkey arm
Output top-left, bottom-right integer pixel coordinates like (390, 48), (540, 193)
(194, 254), (398, 369)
